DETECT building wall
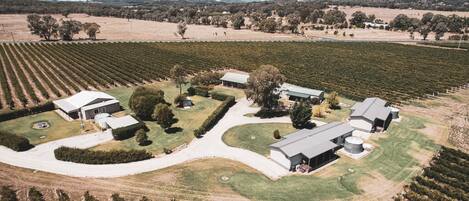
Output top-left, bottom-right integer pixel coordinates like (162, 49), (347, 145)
(270, 149), (291, 169)
(350, 118), (373, 132)
(81, 102), (121, 120)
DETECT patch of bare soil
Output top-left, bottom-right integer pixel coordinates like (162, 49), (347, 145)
(0, 159), (249, 201)
(355, 171), (401, 201)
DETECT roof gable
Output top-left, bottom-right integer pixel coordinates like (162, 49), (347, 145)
(350, 97), (391, 121)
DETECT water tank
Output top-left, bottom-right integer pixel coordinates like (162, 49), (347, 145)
(344, 136), (364, 154)
(389, 107), (400, 119)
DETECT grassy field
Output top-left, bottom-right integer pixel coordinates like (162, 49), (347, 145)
(0, 111), (82, 145)
(211, 85), (247, 100)
(222, 123), (297, 156)
(418, 42), (469, 50)
(92, 82), (222, 154)
(1, 42), (468, 110)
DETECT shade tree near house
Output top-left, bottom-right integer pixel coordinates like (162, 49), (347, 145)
(129, 86), (166, 120)
(245, 65), (286, 112)
(170, 64), (187, 95)
(290, 101), (313, 129)
(152, 103), (177, 131)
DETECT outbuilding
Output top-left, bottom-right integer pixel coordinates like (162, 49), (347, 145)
(349, 97), (392, 132)
(53, 91), (121, 120)
(220, 72), (249, 88)
(279, 83), (324, 103)
(269, 122), (354, 171)
(105, 115), (140, 130)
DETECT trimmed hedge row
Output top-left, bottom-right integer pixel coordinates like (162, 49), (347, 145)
(0, 131), (34, 151)
(194, 94), (235, 137)
(0, 102), (55, 122)
(210, 92), (232, 101)
(188, 86), (210, 97)
(112, 120), (145, 140)
(54, 147), (153, 164)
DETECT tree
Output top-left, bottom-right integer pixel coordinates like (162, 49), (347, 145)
(231, 12), (245, 30)
(26, 14), (59, 41)
(421, 12), (434, 25)
(245, 65), (286, 110)
(434, 22), (448, 40)
(110, 193), (125, 201)
(273, 129), (281, 139)
(135, 129), (148, 146)
(83, 22), (100, 40)
(390, 14), (412, 31)
(0, 186), (18, 201)
(140, 196), (151, 201)
(177, 21), (187, 39)
(286, 14), (301, 33)
(59, 20), (82, 41)
(83, 191), (98, 201)
(447, 14), (464, 33)
(152, 103), (177, 130)
(129, 86), (166, 120)
(326, 91), (340, 109)
(308, 9), (324, 24)
(418, 24), (431, 40)
(170, 64), (187, 95)
(323, 9), (346, 25)
(290, 101), (312, 129)
(28, 187), (45, 201)
(56, 189), (70, 201)
(259, 18), (278, 33)
(62, 9), (71, 18)
(174, 94), (187, 107)
(350, 11), (367, 28)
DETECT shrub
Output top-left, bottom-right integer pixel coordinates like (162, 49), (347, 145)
(333, 30), (338, 35)
(349, 33), (354, 37)
(174, 94), (187, 107)
(111, 193), (125, 201)
(0, 102), (54, 122)
(56, 189), (70, 201)
(254, 108), (289, 118)
(273, 129), (281, 139)
(28, 187), (44, 201)
(193, 87), (209, 97)
(0, 131), (34, 151)
(152, 103), (177, 130)
(140, 196), (151, 201)
(193, 94), (235, 137)
(135, 129), (149, 146)
(83, 191), (98, 201)
(0, 186), (18, 201)
(187, 86), (196, 96)
(163, 147), (173, 154)
(326, 91), (340, 109)
(112, 121), (145, 140)
(54, 147), (153, 164)
(210, 92), (231, 101)
(129, 86), (166, 120)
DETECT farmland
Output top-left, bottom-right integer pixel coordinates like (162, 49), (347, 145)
(0, 42), (468, 111)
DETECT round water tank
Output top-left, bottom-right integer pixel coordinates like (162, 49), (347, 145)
(389, 107), (399, 119)
(344, 136), (364, 154)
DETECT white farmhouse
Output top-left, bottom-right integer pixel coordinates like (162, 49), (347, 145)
(349, 97), (392, 132)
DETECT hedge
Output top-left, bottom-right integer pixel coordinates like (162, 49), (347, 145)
(193, 86), (210, 97)
(210, 92), (232, 101)
(0, 131), (34, 151)
(54, 147), (153, 164)
(194, 94), (235, 137)
(0, 102), (55, 122)
(112, 120), (145, 140)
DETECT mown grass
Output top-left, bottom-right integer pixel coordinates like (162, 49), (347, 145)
(92, 82), (221, 154)
(0, 111), (82, 145)
(222, 123), (296, 156)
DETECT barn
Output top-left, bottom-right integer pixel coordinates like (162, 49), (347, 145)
(220, 72), (249, 88)
(279, 83), (324, 103)
(349, 97), (392, 132)
(269, 122), (354, 171)
(53, 91), (121, 120)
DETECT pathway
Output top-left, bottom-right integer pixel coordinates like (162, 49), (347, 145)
(0, 98), (325, 180)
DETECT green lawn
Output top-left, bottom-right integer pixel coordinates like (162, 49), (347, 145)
(0, 111), (82, 145)
(313, 95), (356, 123)
(211, 85), (246, 100)
(222, 123), (297, 156)
(93, 82), (222, 154)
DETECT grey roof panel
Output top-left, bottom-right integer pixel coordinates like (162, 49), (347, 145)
(350, 97), (390, 121)
(280, 83), (324, 97)
(301, 141), (337, 158)
(220, 72), (249, 84)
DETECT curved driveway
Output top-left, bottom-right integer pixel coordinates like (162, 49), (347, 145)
(0, 98), (324, 180)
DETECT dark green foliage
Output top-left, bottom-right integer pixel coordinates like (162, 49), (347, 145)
(194, 94), (235, 137)
(273, 129), (281, 139)
(152, 103), (177, 130)
(83, 191), (99, 201)
(0, 186), (18, 201)
(135, 129), (149, 146)
(290, 101), (312, 129)
(111, 121), (145, 140)
(210, 92), (232, 101)
(110, 193), (125, 201)
(0, 131), (34, 151)
(0, 102), (54, 122)
(56, 189), (70, 201)
(28, 187), (45, 201)
(129, 86), (166, 120)
(193, 87), (210, 97)
(173, 94), (187, 107)
(254, 108), (289, 118)
(54, 147), (153, 164)
(187, 86), (196, 96)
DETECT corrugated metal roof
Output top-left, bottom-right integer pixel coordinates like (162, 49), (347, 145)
(53, 91), (116, 112)
(270, 122), (354, 158)
(81, 99), (119, 111)
(220, 72), (249, 84)
(350, 97), (391, 121)
(105, 115), (139, 129)
(280, 83), (324, 97)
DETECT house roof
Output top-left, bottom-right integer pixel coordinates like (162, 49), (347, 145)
(350, 97), (391, 121)
(53, 91), (116, 113)
(280, 83), (324, 98)
(105, 115), (139, 130)
(270, 122), (354, 159)
(220, 72), (249, 84)
(81, 99), (119, 112)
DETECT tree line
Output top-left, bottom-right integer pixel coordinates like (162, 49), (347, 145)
(26, 14), (101, 41)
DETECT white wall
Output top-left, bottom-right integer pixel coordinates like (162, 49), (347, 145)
(350, 118), (373, 132)
(270, 149), (291, 169)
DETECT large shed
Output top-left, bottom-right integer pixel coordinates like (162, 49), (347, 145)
(270, 122), (354, 171)
(220, 72), (249, 88)
(279, 83), (324, 103)
(53, 91), (121, 120)
(349, 97), (392, 132)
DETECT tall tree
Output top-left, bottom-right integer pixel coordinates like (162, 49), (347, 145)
(290, 101), (312, 129)
(152, 103), (177, 131)
(28, 187), (45, 201)
(259, 18), (278, 33)
(26, 14), (59, 41)
(447, 14), (464, 33)
(421, 12), (434, 25)
(418, 24), (431, 40)
(323, 9), (347, 25)
(350, 11), (368, 28)
(170, 64), (186, 95)
(286, 13), (301, 33)
(129, 87), (166, 120)
(177, 21), (187, 39)
(434, 22), (448, 40)
(390, 14), (412, 31)
(245, 65), (286, 110)
(83, 22), (100, 40)
(231, 12), (245, 30)
(59, 20), (82, 41)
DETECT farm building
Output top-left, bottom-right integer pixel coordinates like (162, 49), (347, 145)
(53, 91), (121, 120)
(349, 97), (392, 132)
(270, 122), (354, 171)
(279, 83), (324, 103)
(220, 72), (249, 88)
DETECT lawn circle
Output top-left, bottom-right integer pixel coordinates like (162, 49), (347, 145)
(32, 121), (51, 130)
